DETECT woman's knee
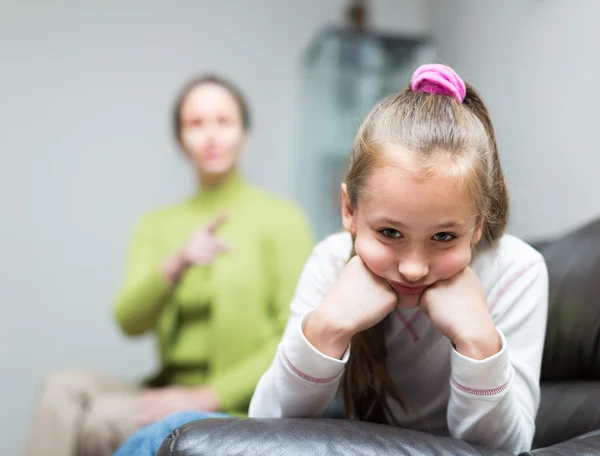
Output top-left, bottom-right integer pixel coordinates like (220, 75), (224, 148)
(38, 369), (95, 401)
(79, 394), (140, 456)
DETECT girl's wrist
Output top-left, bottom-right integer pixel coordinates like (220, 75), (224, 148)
(453, 326), (501, 360)
(304, 308), (353, 360)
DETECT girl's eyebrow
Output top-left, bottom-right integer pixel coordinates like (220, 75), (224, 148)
(372, 216), (464, 230)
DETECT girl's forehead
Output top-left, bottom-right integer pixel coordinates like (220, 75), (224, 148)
(369, 160), (470, 194)
(361, 163), (478, 223)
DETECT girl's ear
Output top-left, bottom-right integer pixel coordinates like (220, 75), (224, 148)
(341, 183), (357, 235)
(471, 220), (484, 246)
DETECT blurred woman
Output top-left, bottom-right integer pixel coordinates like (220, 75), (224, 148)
(22, 75), (314, 456)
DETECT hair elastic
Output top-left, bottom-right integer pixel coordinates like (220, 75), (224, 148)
(411, 64), (466, 103)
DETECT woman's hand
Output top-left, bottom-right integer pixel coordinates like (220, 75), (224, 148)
(162, 213), (230, 284)
(304, 255), (398, 359)
(420, 266), (500, 360)
(139, 386), (220, 425)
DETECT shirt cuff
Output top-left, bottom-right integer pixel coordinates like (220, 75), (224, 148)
(279, 311), (349, 384)
(450, 329), (513, 396)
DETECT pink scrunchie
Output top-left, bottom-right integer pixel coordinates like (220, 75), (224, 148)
(411, 64), (466, 103)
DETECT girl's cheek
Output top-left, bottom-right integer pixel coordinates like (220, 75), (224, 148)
(355, 236), (393, 276)
(436, 246), (472, 279)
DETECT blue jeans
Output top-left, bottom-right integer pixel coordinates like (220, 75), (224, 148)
(114, 411), (227, 456)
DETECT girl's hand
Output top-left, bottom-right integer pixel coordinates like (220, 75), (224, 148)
(420, 266), (500, 360)
(305, 255), (398, 359)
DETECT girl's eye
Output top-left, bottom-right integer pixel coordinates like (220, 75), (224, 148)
(380, 229), (403, 239)
(433, 232), (456, 242)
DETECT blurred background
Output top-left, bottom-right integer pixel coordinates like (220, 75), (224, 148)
(2, 0), (600, 452)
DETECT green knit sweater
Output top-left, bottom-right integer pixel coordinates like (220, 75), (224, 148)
(114, 173), (314, 414)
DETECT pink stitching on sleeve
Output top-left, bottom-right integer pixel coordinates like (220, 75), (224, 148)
(451, 370), (513, 396)
(488, 261), (540, 313)
(280, 349), (342, 384)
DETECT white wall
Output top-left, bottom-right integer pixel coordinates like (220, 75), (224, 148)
(0, 1), (429, 452)
(428, 0), (600, 240)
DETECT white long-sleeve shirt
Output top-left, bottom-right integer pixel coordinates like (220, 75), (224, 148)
(249, 232), (549, 453)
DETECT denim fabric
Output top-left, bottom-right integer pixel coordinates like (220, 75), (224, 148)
(114, 411), (227, 456)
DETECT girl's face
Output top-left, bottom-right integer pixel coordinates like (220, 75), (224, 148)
(342, 156), (483, 309)
(179, 83), (246, 181)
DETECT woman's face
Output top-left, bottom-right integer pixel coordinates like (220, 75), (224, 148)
(179, 83), (246, 180)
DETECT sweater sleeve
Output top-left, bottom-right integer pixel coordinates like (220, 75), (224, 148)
(249, 236), (350, 418)
(447, 257), (549, 453)
(114, 213), (171, 337)
(208, 206), (315, 412)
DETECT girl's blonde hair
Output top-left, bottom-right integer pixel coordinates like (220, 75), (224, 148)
(341, 65), (508, 424)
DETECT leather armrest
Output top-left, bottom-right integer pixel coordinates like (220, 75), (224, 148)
(157, 418), (511, 456)
(527, 429), (600, 456)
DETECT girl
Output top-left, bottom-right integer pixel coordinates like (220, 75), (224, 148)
(249, 64), (548, 453)
(22, 75), (314, 456)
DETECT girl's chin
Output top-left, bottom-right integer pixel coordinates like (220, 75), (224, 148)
(396, 294), (421, 310)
